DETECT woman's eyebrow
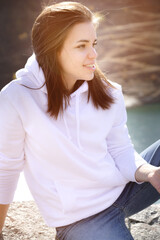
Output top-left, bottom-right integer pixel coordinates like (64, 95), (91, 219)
(76, 39), (97, 43)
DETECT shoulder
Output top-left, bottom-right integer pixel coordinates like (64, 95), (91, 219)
(1, 78), (26, 93)
(1, 77), (37, 101)
(1, 79), (21, 99)
(0, 78), (36, 113)
(102, 79), (127, 112)
(0, 81), (26, 132)
(102, 79), (123, 100)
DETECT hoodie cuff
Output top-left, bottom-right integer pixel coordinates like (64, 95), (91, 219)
(133, 151), (148, 184)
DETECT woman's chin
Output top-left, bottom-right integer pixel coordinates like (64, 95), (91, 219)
(84, 74), (94, 81)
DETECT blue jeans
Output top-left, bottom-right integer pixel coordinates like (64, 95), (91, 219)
(56, 140), (160, 240)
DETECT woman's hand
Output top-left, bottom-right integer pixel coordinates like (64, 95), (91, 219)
(147, 166), (160, 193)
(0, 204), (9, 237)
(0, 232), (4, 240)
(135, 163), (160, 193)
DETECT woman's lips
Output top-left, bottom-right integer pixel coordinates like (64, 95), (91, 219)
(83, 64), (96, 71)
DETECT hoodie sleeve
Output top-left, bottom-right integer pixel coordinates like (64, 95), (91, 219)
(106, 88), (147, 182)
(0, 91), (25, 204)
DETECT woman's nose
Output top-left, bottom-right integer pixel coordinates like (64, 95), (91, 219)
(88, 47), (98, 59)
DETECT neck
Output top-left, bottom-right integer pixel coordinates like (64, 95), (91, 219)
(70, 80), (85, 94)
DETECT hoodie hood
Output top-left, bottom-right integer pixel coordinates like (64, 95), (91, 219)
(16, 53), (47, 93)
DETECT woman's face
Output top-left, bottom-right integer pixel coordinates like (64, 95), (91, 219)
(58, 21), (98, 91)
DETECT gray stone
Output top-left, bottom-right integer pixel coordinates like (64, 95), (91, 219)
(127, 204), (160, 239)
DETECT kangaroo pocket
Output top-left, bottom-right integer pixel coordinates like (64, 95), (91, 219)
(54, 176), (127, 215)
(55, 179), (104, 214)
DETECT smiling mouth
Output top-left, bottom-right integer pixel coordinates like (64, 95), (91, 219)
(84, 64), (96, 70)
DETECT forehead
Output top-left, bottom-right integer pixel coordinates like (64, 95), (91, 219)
(64, 22), (97, 44)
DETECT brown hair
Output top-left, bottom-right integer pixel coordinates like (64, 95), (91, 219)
(31, 1), (114, 118)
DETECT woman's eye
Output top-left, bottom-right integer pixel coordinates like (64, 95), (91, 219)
(93, 42), (97, 48)
(77, 42), (97, 49)
(77, 44), (86, 49)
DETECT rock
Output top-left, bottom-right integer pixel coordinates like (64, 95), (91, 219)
(130, 223), (160, 240)
(128, 204), (160, 224)
(127, 204), (160, 239)
(2, 201), (160, 239)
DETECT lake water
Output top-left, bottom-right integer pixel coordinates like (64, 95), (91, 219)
(127, 103), (160, 204)
(127, 103), (160, 153)
(14, 103), (160, 203)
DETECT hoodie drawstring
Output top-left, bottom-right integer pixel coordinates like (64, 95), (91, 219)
(63, 93), (83, 151)
(75, 94), (83, 151)
(63, 116), (72, 141)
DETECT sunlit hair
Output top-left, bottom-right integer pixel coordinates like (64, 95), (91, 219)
(31, 1), (114, 118)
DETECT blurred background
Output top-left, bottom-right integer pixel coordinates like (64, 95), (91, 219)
(0, 0), (160, 151)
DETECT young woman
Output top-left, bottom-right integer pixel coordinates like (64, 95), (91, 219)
(0, 2), (160, 240)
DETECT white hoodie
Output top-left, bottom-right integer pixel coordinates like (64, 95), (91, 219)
(0, 54), (147, 227)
